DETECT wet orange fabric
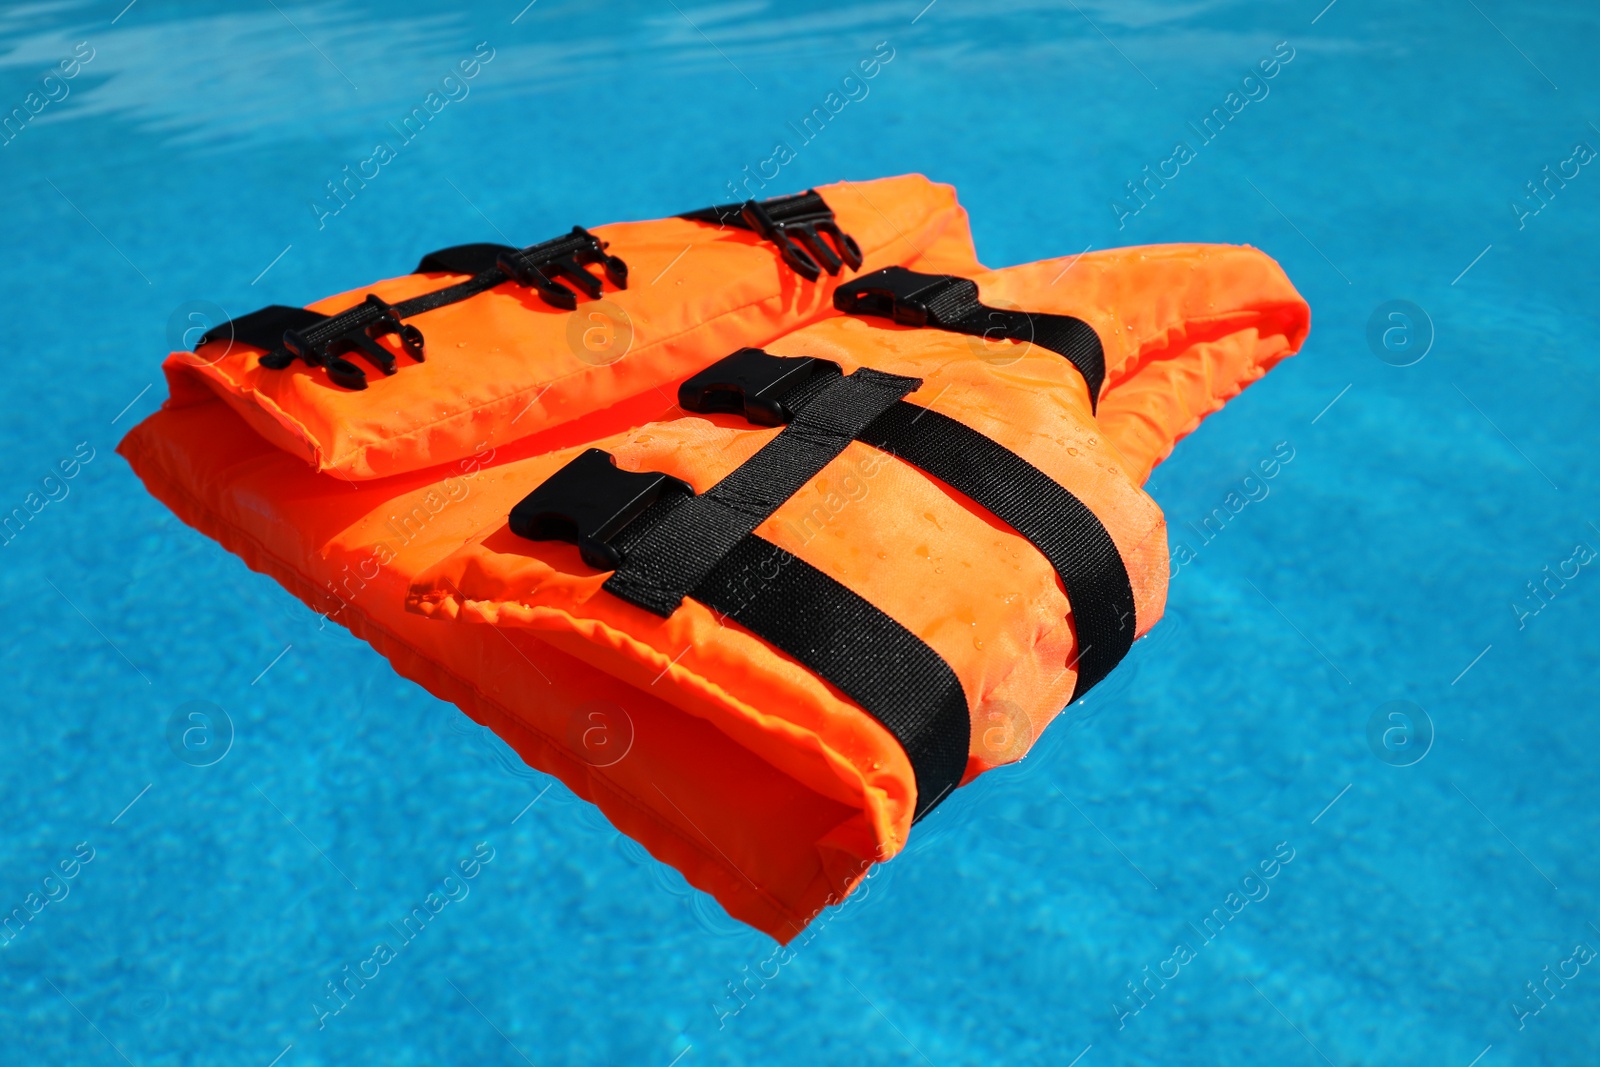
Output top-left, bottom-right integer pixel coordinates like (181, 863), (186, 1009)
(167, 175), (977, 481)
(120, 230), (1308, 943)
(1022, 242), (1311, 482)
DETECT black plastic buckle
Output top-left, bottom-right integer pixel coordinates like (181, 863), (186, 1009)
(677, 348), (841, 427)
(258, 294), (424, 391)
(741, 192), (863, 282)
(496, 226), (628, 311)
(833, 266), (977, 327)
(681, 190), (862, 282)
(509, 448), (693, 570)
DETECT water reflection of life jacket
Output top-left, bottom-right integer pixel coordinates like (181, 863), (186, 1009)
(120, 176), (1308, 942)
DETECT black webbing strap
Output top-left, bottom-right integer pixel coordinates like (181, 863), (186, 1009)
(835, 266), (1107, 411)
(201, 305), (326, 353)
(414, 243), (514, 275)
(197, 228), (626, 390)
(857, 402), (1134, 698)
(603, 368), (920, 615)
(208, 258), (522, 359)
(407, 232), (627, 312)
(679, 348), (1136, 699)
(692, 535), (970, 820)
(392, 271), (506, 317)
(508, 449), (972, 820)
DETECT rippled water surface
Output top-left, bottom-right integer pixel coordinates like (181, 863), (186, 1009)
(2, 2), (1597, 1064)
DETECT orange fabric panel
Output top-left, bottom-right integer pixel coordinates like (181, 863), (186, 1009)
(169, 175), (978, 482)
(974, 243), (1310, 483)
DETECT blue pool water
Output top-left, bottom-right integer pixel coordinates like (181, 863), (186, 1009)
(3, 1), (1598, 1063)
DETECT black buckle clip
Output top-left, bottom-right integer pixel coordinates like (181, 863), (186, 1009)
(509, 448), (693, 570)
(740, 191), (864, 282)
(678, 348), (841, 427)
(259, 294), (424, 391)
(496, 226), (629, 311)
(833, 266), (977, 327)
(680, 190), (862, 282)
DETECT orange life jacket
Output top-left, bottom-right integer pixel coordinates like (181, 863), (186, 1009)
(120, 178), (1309, 942)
